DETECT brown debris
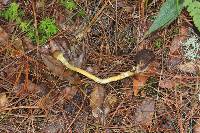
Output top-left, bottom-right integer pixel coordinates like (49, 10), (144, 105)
(90, 84), (105, 118)
(135, 99), (155, 126)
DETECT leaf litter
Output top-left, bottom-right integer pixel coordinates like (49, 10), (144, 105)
(135, 99), (155, 126)
(0, 1), (199, 132)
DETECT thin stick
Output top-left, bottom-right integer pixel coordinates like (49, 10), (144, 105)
(53, 51), (135, 84)
(75, 0), (108, 40)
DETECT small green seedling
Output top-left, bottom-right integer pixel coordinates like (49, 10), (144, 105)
(154, 38), (163, 49)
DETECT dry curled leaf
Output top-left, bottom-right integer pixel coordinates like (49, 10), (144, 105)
(159, 79), (176, 89)
(90, 85), (105, 118)
(135, 99), (155, 126)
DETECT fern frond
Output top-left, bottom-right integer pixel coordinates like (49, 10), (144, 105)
(184, 0), (200, 31)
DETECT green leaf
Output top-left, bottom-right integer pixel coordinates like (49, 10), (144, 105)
(145, 0), (184, 36)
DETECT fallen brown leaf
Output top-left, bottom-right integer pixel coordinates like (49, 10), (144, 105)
(56, 13), (66, 30)
(178, 61), (198, 74)
(0, 26), (9, 44)
(159, 79), (176, 89)
(62, 86), (78, 100)
(133, 74), (149, 96)
(135, 99), (155, 126)
(90, 84), (105, 118)
(0, 93), (8, 107)
(169, 36), (183, 55)
(41, 54), (72, 79)
(37, 94), (52, 115)
(167, 57), (182, 69)
(104, 93), (118, 115)
(42, 117), (65, 133)
(15, 80), (45, 97)
(10, 37), (24, 57)
(169, 25), (189, 55)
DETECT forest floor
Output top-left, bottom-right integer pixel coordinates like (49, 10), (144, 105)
(0, 0), (199, 132)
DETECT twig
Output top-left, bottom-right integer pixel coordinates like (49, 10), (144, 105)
(0, 106), (40, 112)
(75, 0), (108, 40)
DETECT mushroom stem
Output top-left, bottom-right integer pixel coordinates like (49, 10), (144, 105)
(53, 51), (135, 84)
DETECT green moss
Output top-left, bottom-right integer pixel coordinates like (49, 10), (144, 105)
(60, 0), (77, 11)
(38, 18), (58, 44)
(3, 2), (22, 22)
(77, 9), (86, 17)
(1, 2), (58, 45)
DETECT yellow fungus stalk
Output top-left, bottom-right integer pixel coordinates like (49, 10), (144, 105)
(53, 51), (136, 84)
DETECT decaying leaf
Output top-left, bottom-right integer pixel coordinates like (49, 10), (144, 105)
(12, 37), (24, 51)
(9, 37), (24, 57)
(41, 54), (72, 79)
(178, 61), (198, 74)
(0, 93), (8, 107)
(62, 86), (78, 100)
(169, 26), (188, 55)
(56, 13), (67, 30)
(49, 40), (62, 53)
(15, 80), (46, 97)
(42, 117), (65, 133)
(159, 79), (176, 89)
(37, 94), (52, 115)
(135, 99), (155, 126)
(90, 85), (105, 118)
(49, 39), (85, 67)
(104, 93), (118, 115)
(0, 26), (9, 44)
(167, 57), (182, 69)
(169, 36), (183, 55)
